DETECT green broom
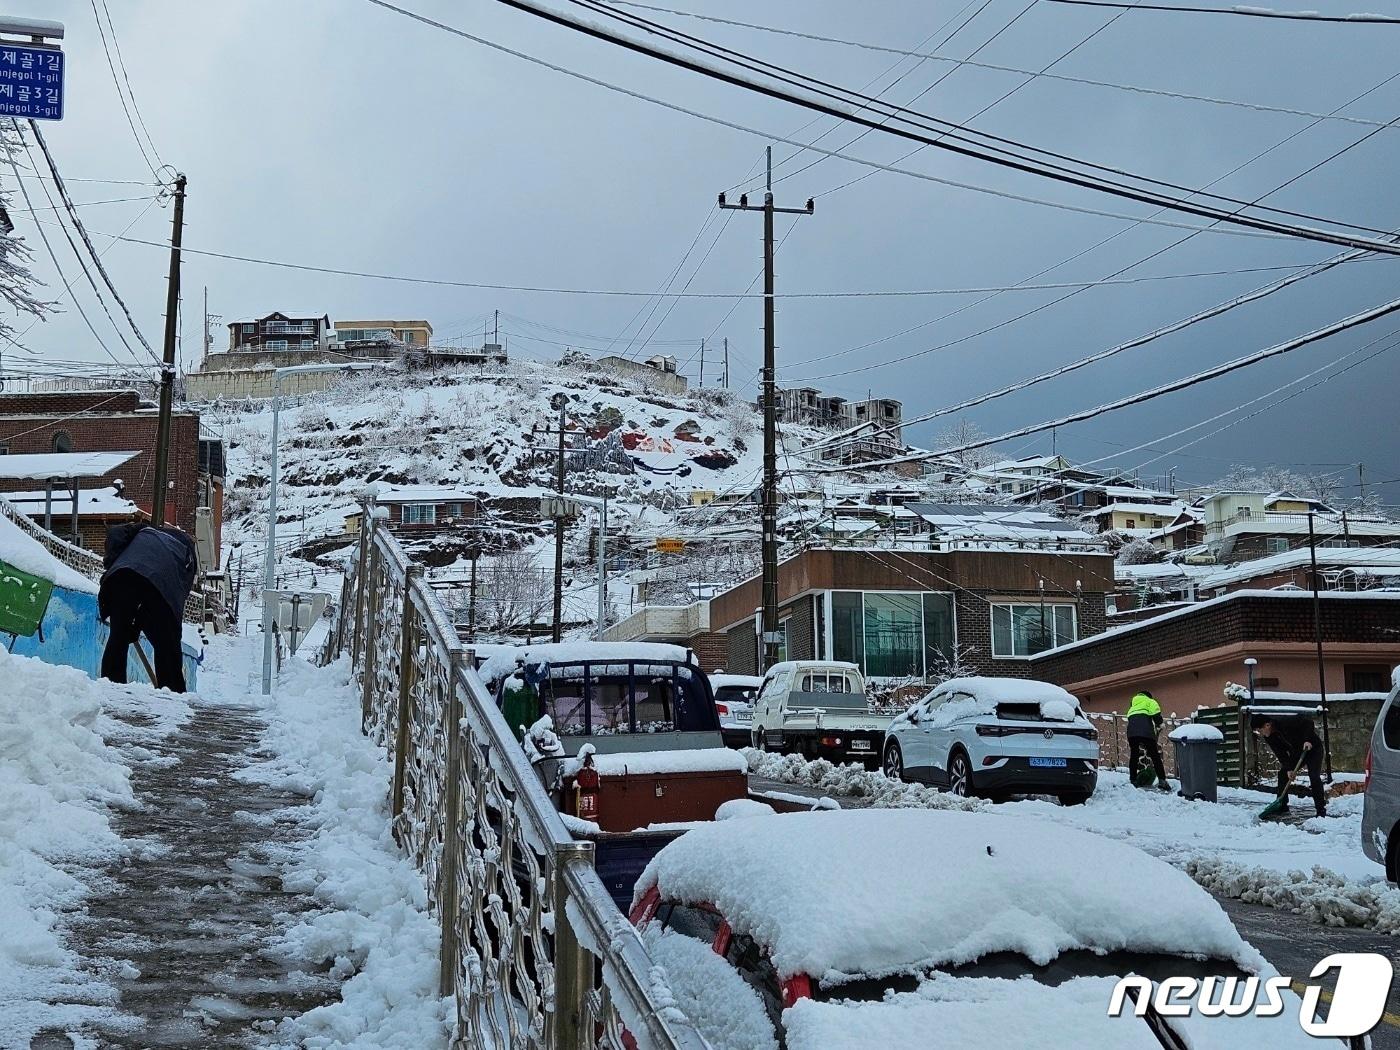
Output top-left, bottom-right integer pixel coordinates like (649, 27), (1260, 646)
(1258, 750), (1308, 821)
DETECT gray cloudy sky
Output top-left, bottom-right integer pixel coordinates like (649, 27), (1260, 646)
(21, 0), (1400, 498)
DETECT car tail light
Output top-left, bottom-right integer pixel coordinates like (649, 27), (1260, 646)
(820, 736), (843, 747)
(714, 703), (729, 717)
(975, 724), (1005, 737)
(1365, 746), (1373, 792)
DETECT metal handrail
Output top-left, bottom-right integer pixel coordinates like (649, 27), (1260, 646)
(323, 505), (708, 1050)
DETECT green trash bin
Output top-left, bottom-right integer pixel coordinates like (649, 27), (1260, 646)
(1169, 723), (1224, 802)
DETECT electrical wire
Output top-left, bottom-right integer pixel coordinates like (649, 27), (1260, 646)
(549, 0), (1399, 242)
(359, 0), (1373, 245)
(1041, 0), (1400, 23)
(97, 0), (164, 167)
(26, 121), (160, 363)
(806, 291), (1400, 473)
(88, 0), (158, 176)
(599, 1), (1400, 130)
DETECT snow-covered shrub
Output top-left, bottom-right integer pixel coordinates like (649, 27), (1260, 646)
(1118, 538), (1162, 565)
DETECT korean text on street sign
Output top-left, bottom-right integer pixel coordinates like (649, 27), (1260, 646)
(0, 45), (63, 121)
(655, 538), (686, 554)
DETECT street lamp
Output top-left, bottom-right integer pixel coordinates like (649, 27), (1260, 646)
(1244, 657), (1258, 704)
(262, 362), (386, 694)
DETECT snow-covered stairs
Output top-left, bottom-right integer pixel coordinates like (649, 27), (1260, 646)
(55, 694), (338, 1047)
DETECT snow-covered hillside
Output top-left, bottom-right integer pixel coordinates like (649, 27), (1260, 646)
(201, 357), (842, 634)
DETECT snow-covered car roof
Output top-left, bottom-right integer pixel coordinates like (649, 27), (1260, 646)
(763, 660), (861, 679)
(635, 810), (1262, 981)
(478, 641), (697, 683)
(709, 673), (763, 690)
(927, 677), (1078, 706)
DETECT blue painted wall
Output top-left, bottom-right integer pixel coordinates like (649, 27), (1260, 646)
(10, 584), (200, 690)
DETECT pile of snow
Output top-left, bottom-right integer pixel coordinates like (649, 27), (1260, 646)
(0, 650), (147, 1044)
(0, 510), (98, 593)
(1169, 723), (1225, 743)
(564, 745), (746, 778)
(635, 809), (1263, 982)
(1184, 857), (1400, 933)
(214, 645), (453, 1048)
(715, 798), (775, 820)
(745, 749), (984, 812)
(643, 927), (778, 1050)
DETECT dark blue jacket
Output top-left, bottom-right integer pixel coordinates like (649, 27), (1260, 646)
(100, 523), (198, 621)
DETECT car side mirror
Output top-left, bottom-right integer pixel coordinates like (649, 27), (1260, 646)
(907, 709), (920, 724)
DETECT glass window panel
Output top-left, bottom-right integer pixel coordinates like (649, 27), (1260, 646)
(1054, 606), (1077, 647)
(922, 593), (954, 672)
(832, 592), (863, 668)
(862, 592), (924, 678)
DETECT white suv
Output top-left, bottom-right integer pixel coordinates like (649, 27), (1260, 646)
(882, 677), (1099, 805)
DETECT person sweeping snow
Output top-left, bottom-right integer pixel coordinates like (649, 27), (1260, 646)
(1125, 690), (1170, 790)
(99, 519), (197, 693)
(1252, 713), (1327, 819)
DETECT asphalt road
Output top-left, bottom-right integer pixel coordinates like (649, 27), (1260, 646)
(1216, 895), (1400, 1049)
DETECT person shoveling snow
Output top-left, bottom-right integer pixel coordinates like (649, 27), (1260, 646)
(1125, 690), (1170, 791)
(1252, 713), (1327, 820)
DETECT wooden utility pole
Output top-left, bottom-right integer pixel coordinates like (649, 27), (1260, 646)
(698, 337), (705, 388)
(718, 147), (813, 671)
(151, 173), (186, 527)
(723, 336), (729, 389)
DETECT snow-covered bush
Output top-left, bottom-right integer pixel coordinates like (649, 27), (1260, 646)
(1118, 537), (1162, 565)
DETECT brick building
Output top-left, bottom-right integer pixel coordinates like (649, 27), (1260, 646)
(607, 546), (1114, 680)
(0, 390), (219, 546)
(1031, 590), (1400, 717)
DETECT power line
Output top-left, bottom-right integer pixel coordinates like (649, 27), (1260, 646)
(546, 0), (1400, 244)
(600, 1), (1400, 129)
(26, 121), (160, 363)
(1041, 0), (1400, 23)
(96, 0), (164, 167)
(88, 0), (158, 176)
(71, 223), (1348, 300)
(359, 0), (1380, 246)
(788, 65), (1400, 383)
(806, 291), (1400, 473)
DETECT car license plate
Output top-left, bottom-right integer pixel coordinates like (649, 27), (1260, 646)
(1030, 757), (1067, 768)
(851, 740), (872, 751)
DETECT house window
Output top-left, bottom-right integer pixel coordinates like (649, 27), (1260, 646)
(1125, 519), (1137, 530)
(401, 504), (436, 526)
(266, 340), (288, 350)
(51, 430), (73, 453)
(775, 617), (789, 663)
(991, 603), (1077, 658)
(444, 502), (464, 518)
(831, 590), (954, 678)
(1346, 665), (1392, 693)
(1266, 537), (1289, 554)
(242, 323), (254, 334)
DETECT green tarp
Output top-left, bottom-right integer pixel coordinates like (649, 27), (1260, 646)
(0, 559), (54, 639)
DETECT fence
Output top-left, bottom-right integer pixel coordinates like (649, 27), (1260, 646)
(321, 509), (708, 1050)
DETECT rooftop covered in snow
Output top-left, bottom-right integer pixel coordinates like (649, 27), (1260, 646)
(0, 450), (140, 481)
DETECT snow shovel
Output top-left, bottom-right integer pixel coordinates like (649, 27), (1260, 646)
(1258, 751), (1307, 821)
(133, 639), (159, 689)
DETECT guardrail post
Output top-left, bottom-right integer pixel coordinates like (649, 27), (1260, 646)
(553, 843), (597, 1050)
(391, 566), (423, 836)
(439, 654), (466, 998)
(360, 526), (383, 731)
(351, 504), (373, 665)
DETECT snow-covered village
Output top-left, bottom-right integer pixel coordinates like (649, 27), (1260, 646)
(6, 3), (1400, 1049)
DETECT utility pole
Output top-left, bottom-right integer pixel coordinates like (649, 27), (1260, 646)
(595, 487), (609, 641)
(723, 336), (729, 389)
(698, 337), (705, 388)
(718, 147), (813, 671)
(1307, 512), (1333, 779)
(552, 393), (567, 643)
(151, 173), (186, 527)
(1359, 462), (1367, 502)
(493, 308), (500, 345)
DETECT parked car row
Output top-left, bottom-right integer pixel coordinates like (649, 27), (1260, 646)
(709, 662), (1101, 805)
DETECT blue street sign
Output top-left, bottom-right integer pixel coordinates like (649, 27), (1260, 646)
(0, 45), (62, 121)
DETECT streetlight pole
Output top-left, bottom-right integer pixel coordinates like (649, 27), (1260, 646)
(1244, 657), (1257, 703)
(262, 362), (384, 694)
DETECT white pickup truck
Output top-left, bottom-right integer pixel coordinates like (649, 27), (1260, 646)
(750, 661), (892, 767)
